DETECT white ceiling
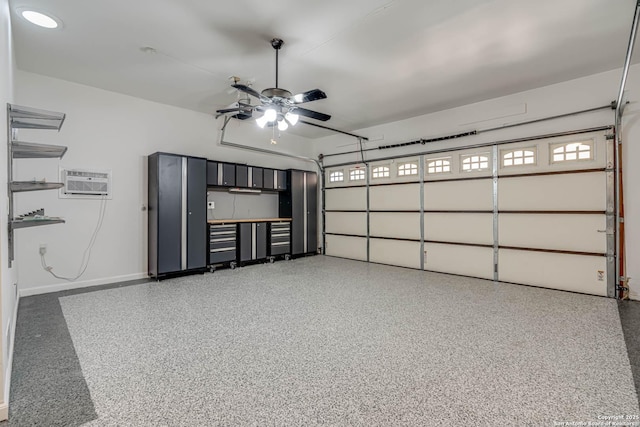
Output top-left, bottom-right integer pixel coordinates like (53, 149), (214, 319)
(9, 0), (639, 138)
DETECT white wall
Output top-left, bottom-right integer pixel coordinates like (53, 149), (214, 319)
(0, 0), (16, 415)
(13, 71), (316, 295)
(314, 65), (640, 300)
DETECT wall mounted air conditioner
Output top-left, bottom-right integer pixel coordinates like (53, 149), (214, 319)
(59, 168), (112, 199)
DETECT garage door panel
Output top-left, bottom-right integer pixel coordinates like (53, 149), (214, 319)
(325, 187), (367, 211)
(424, 243), (494, 280)
(370, 238), (421, 269)
(425, 213), (493, 245)
(370, 213), (420, 240)
(325, 235), (367, 261)
(498, 172), (606, 211)
(499, 214), (606, 253)
(326, 212), (367, 236)
(370, 184), (420, 211)
(424, 179), (493, 210)
(499, 249), (607, 296)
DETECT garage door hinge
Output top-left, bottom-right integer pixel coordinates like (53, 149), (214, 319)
(617, 285), (629, 293)
(606, 133), (615, 140)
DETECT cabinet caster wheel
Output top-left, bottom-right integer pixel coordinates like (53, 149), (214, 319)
(269, 256), (275, 263)
(208, 266), (215, 273)
(229, 262), (237, 270)
(284, 254), (291, 261)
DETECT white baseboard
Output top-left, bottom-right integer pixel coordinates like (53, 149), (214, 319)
(2, 293), (19, 421)
(19, 273), (148, 297)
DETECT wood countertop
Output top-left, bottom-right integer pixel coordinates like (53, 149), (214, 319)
(208, 218), (292, 224)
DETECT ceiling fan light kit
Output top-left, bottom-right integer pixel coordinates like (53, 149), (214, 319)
(216, 38), (331, 135)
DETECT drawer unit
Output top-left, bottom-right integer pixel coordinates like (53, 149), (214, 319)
(209, 224), (237, 264)
(270, 222), (291, 256)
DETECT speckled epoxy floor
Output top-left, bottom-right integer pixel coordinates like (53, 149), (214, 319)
(9, 256), (640, 425)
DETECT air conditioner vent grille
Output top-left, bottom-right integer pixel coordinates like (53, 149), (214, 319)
(61, 168), (112, 199)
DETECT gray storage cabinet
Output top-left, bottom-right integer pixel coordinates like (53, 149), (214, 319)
(238, 222), (268, 264)
(235, 165), (248, 188)
(148, 152), (207, 278)
(279, 170), (318, 256)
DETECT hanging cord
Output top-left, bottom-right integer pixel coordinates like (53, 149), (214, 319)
(41, 196), (108, 281)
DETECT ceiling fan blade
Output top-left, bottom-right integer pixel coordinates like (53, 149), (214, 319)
(290, 89), (327, 104)
(292, 106), (331, 122)
(215, 108), (254, 120)
(216, 101), (256, 119)
(232, 84), (272, 104)
(231, 112), (254, 120)
(231, 84), (261, 98)
(216, 107), (243, 114)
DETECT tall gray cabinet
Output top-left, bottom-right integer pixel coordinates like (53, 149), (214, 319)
(279, 170), (318, 256)
(148, 152), (207, 278)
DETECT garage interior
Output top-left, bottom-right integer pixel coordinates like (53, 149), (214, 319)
(1, 0), (640, 425)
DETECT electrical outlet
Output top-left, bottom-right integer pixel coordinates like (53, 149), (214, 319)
(39, 244), (47, 256)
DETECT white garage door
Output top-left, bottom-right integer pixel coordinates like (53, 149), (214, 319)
(323, 128), (614, 297)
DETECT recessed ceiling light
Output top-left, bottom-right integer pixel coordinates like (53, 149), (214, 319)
(19, 9), (61, 29)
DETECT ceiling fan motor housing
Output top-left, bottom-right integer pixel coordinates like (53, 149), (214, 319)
(261, 87), (293, 100)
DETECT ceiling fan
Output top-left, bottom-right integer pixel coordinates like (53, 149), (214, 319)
(216, 38), (331, 131)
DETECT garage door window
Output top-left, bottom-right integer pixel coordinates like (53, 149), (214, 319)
(551, 140), (593, 163)
(502, 148), (536, 167)
(398, 162), (418, 176)
(329, 171), (344, 183)
(372, 165), (390, 179)
(426, 157), (451, 174)
(461, 154), (490, 172)
(350, 168), (366, 181)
